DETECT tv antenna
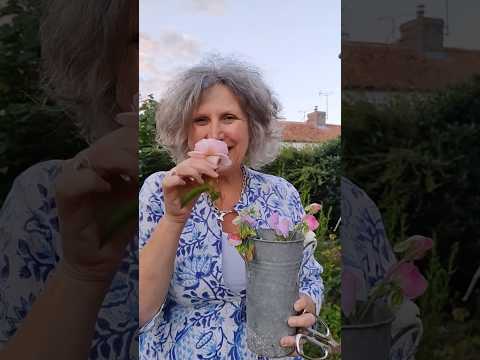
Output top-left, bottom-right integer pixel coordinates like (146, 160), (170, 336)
(318, 91), (333, 122)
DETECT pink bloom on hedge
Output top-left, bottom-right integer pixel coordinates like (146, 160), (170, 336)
(228, 233), (242, 247)
(187, 139), (232, 169)
(303, 214), (319, 231)
(305, 203), (322, 215)
(407, 235), (433, 260)
(342, 269), (362, 317)
(390, 262), (428, 299)
(267, 212), (291, 237)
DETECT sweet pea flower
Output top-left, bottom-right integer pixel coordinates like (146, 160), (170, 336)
(187, 139), (232, 169)
(407, 235), (433, 260)
(389, 262), (428, 300)
(228, 233), (242, 247)
(303, 214), (319, 231)
(394, 235), (433, 260)
(305, 203), (322, 215)
(267, 212), (291, 237)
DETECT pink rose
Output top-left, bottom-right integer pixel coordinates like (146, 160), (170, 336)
(303, 214), (319, 231)
(305, 203), (322, 215)
(389, 262), (428, 299)
(187, 139), (232, 169)
(228, 233), (242, 247)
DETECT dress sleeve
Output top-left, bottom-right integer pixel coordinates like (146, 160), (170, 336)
(138, 172), (167, 335)
(0, 170), (59, 349)
(285, 181), (325, 315)
(138, 172), (166, 250)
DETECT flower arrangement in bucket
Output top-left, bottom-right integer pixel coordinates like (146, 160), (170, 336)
(229, 203), (324, 357)
(342, 235), (433, 323)
(341, 235), (432, 360)
(230, 202), (322, 262)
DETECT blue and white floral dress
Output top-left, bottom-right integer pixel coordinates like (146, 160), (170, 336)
(139, 167), (324, 360)
(0, 161), (138, 359)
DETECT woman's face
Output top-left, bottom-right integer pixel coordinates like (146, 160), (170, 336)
(188, 84), (250, 172)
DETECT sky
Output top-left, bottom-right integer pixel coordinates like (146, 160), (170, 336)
(140, 0), (341, 125)
(343, 0), (480, 49)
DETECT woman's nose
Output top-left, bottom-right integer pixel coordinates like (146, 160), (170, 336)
(207, 120), (224, 140)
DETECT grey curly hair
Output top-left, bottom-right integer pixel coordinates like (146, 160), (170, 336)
(155, 55), (282, 169)
(40, 0), (137, 143)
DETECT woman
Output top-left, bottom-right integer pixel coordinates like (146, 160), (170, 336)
(139, 57), (324, 359)
(0, 1), (138, 359)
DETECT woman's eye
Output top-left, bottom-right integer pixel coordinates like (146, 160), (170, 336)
(223, 115), (236, 123)
(193, 118), (209, 125)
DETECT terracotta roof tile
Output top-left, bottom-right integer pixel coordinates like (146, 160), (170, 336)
(279, 121), (341, 143)
(342, 41), (480, 91)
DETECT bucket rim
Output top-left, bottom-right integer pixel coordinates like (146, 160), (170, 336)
(342, 315), (395, 329)
(252, 236), (304, 244)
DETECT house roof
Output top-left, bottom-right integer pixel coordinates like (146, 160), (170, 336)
(279, 121), (341, 143)
(342, 41), (480, 91)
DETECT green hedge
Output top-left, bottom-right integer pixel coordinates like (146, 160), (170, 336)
(343, 76), (480, 292)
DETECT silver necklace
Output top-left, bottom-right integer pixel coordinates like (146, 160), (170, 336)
(211, 165), (247, 222)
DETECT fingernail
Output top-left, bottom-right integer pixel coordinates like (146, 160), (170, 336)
(280, 339), (287, 347)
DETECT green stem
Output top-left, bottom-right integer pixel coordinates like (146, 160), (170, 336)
(180, 182), (219, 208)
(102, 201), (138, 247)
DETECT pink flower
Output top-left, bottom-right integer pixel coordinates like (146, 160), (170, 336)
(267, 212), (279, 229)
(277, 217), (291, 237)
(305, 203), (322, 215)
(228, 233), (242, 247)
(407, 235), (433, 260)
(267, 212), (291, 237)
(342, 269), (362, 317)
(241, 215), (256, 227)
(187, 139), (232, 169)
(389, 262), (428, 299)
(303, 214), (319, 231)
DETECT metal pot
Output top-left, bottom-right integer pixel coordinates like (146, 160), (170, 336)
(246, 229), (304, 358)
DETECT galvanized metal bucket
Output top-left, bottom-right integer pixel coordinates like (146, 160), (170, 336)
(342, 302), (395, 360)
(246, 229), (305, 358)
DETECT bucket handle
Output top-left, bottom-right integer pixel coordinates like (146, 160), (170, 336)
(390, 317), (423, 359)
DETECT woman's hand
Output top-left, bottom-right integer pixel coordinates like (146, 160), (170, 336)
(54, 112), (138, 282)
(162, 157), (219, 224)
(280, 294), (317, 348)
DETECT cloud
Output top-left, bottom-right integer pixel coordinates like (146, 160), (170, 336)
(140, 31), (202, 99)
(183, 0), (226, 16)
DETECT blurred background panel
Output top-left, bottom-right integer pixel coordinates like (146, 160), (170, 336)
(342, 1), (480, 359)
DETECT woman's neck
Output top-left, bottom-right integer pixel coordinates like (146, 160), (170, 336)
(214, 166), (244, 210)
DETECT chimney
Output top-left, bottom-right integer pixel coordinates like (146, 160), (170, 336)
(306, 106), (326, 127)
(397, 4), (445, 54)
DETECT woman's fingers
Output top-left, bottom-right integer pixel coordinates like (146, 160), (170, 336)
(280, 335), (297, 348)
(174, 165), (205, 184)
(287, 312), (317, 328)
